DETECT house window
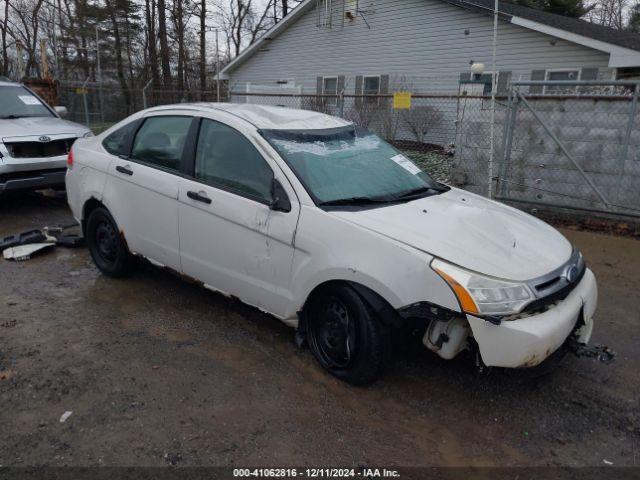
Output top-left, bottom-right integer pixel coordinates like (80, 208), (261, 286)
(363, 76), (380, 95)
(363, 75), (380, 104)
(545, 69), (580, 93)
(323, 76), (338, 107)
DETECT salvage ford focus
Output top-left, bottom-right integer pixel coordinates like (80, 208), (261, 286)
(65, 104), (597, 384)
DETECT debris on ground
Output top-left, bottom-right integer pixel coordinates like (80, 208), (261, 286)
(0, 370), (15, 381)
(3, 243), (56, 261)
(0, 229), (48, 249)
(1, 224), (83, 261)
(59, 411), (73, 423)
(569, 342), (616, 363)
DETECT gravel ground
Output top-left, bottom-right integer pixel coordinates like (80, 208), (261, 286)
(0, 191), (638, 470)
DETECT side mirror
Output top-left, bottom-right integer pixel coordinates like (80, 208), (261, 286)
(270, 178), (291, 213)
(54, 106), (68, 117)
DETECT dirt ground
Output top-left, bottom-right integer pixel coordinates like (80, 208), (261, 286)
(0, 191), (638, 469)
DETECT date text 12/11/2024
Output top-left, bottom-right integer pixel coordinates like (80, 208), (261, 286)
(233, 468), (401, 478)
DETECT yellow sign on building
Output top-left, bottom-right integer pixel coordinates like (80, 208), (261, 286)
(393, 92), (412, 110)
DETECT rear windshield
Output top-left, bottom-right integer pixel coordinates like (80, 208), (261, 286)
(0, 86), (54, 119)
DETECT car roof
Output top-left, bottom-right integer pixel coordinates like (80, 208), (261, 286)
(145, 102), (353, 130)
(0, 80), (22, 87)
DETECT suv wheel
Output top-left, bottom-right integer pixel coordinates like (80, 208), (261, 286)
(306, 284), (389, 385)
(86, 207), (137, 277)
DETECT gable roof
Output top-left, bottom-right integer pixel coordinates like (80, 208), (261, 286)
(448, 0), (640, 51)
(221, 0), (640, 76)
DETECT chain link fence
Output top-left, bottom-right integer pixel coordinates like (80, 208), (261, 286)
(53, 75), (640, 220)
(455, 80), (640, 219)
(57, 81), (224, 133)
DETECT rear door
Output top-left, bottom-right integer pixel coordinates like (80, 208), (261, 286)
(178, 117), (300, 317)
(104, 113), (197, 270)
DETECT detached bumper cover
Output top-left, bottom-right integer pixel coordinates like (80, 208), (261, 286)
(467, 268), (597, 368)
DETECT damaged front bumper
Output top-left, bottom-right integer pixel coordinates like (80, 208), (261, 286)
(0, 157), (68, 194)
(467, 268), (597, 368)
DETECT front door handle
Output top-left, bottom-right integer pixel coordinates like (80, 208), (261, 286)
(116, 165), (133, 176)
(187, 190), (212, 204)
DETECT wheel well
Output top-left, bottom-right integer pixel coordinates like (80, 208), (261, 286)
(81, 198), (104, 233)
(302, 280), (403, 329)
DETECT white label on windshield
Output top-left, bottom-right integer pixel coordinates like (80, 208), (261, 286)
(19, 95), (42, 105)
(391, 154), (421, 175)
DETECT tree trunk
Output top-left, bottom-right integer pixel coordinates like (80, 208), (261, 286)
(1, 0), (9, 75)
(157, 0), (171, 86)
(145, 0), (160, 85)
(175, 0), (184, 91)
(108, 5), (132, 114)
(199, 0), (206, 94)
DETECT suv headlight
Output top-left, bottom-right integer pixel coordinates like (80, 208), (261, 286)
(431, 258), (534, 316)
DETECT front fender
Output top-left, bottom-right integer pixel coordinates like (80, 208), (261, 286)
(286, 207), (460, 320)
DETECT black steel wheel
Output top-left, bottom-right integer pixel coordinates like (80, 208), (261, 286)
(307, 283), (389, 385)
(86, 206), (137, 277)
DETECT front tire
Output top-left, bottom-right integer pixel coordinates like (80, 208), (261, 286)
(86, 206), (137, 277)
(306, 284), (389, 385)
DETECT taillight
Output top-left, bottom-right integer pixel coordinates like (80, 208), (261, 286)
(67, 148), (74, 168)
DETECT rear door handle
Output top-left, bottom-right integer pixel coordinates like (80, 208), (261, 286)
(116, 165), (133, 176)
(187, 191), (212, 204)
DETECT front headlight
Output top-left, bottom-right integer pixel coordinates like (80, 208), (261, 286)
(83, 131), (95, 138)
(431, 258), (534, 316)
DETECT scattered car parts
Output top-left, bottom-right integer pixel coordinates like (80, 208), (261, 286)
(1, 223), (83, 261)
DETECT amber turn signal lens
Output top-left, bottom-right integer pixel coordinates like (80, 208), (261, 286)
(434, 267), (480, 315)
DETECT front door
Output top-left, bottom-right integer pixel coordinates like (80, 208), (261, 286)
(178, 118), (300, 317)
(104, 114), (194, 271)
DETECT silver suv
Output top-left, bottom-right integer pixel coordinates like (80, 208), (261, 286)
(0, 79), (93, 194)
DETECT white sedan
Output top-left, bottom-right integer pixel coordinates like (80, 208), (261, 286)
(65, 103), (597, 384)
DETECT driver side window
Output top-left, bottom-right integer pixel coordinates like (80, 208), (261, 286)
(195, 119), (273, 202)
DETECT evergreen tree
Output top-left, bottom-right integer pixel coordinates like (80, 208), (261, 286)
(629, 2), (640, 33)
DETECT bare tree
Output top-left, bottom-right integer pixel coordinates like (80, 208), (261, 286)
(6, 0), (46, 76)
(585, 0), (628, 29)
(157, 0), (170, 85)
(401, 106), (443, 144)
(1, 0), (10, 75)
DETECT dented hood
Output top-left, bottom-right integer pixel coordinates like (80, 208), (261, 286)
(330, 188), (572, 281)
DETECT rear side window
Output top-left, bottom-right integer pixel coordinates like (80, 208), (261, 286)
(195, 119), (273, 202)
(102, 121), (139, 156)
(131, 116), (192, 171)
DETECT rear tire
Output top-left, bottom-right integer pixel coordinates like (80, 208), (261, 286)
(306, 284), (389, 385)
(86, 206), (137, 277)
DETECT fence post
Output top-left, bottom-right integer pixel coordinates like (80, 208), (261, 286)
(498, 87), (518, 198)
(142, 79), (153, 110)
(81, 77), (90, 127)
(615, 82), (639, 203)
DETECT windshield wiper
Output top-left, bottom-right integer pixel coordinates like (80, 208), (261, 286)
(394, 184), (450, 200)
(318, 196), (395, 207)
(0, 115), (28, 119)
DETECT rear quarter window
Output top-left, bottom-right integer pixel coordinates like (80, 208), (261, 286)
(102, 121), (139, 156)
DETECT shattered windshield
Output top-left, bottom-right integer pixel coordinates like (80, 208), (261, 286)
(262, 126), (446, 206)
(0, 86), (54, 119)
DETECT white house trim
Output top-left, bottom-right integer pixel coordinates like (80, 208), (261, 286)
(510, 17), (640, 68)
